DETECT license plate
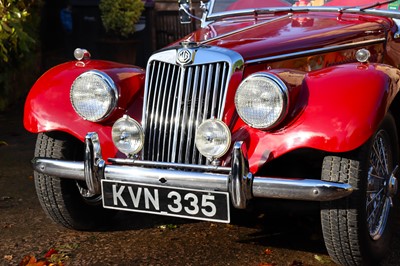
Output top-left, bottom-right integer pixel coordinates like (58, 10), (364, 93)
(101, 180), (230, 223)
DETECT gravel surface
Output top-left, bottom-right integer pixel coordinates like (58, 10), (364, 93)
(1, 105), (399, 266)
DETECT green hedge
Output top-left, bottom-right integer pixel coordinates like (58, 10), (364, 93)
(0, 0), (42, 111)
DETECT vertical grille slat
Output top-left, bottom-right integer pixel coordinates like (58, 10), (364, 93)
(218, 66), (228, 118)
(178, 67), (193, 163)
(185, 66), (200, 162)
(161, 65), (176, 162)
(157, 64), (172, 161)
(152, 62), (167, 161)
(195, 65), (207, 165)
(143, 59), (231, 165)
(167, 66), (181, 162)
(211, 63), (221, 118)
(203, 64), (213, 121)
(171, 67), (186, 163)
(144, 62), (158, 160)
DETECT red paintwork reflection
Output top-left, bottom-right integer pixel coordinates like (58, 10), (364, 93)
(227, 0), (290, 10)
(24, 60), (145, 159)
(326, 0), (388, 8)
(231, 64), (400, 173)
(185, 13), (389, 63)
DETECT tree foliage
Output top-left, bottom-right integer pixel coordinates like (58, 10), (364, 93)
(0, 0), (41, 111)
(99, 0), (145, 38)
(0, 0), (37, 64)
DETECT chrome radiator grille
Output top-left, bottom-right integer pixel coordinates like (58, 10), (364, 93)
(143, 60), (230, 164)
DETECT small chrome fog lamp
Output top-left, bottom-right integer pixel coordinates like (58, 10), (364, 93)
(195, 119), (231, 160)
(112, 115), (144, 156)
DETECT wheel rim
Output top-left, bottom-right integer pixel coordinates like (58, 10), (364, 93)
(367, 130), (394, 240)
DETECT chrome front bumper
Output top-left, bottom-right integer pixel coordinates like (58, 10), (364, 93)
(32, 132), (353, 209)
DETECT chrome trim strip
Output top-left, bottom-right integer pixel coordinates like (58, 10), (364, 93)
(201, 14), (292, 44)
(246, 38), (386, 65)
(108, 158), (231, 173)
(206, 7), (400, 23)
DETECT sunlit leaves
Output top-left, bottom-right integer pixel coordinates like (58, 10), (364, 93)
(19, 244), (78, 266)
(99, 0), (144, 38)
(0, 0), (36, 63)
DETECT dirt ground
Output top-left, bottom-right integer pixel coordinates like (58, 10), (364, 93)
(1, 104), (399, 266)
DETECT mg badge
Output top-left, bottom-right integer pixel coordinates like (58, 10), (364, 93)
(177, 49), (194, 65)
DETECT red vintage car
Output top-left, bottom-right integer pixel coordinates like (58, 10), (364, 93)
(24, 0), (400, 265)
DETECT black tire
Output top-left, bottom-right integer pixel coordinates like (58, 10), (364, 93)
(321, 113), (400, 266)
(34, 132), (115, 230)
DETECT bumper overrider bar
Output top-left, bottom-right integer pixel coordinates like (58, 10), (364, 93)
(32, 132), (353, 209)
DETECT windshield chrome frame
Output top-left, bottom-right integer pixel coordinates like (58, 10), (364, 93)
(200, 0), (400, 28)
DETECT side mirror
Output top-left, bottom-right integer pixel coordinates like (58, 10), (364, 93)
(178, 0), (192, 24)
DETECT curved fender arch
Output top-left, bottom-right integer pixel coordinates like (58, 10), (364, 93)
(23, 60), (145, 159)
(232, 63), (400, 173)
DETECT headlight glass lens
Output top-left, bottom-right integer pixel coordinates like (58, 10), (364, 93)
(195, 119), (231, 159)
(112, 115), (144, 155)
(235, 73), (288, 129)
(70, 70), (117, 121)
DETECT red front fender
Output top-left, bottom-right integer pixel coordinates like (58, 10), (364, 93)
(23, 60), (145, 159)
(233, 63), (400, 173)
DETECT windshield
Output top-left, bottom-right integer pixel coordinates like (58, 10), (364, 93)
(211, 0), (397, 13)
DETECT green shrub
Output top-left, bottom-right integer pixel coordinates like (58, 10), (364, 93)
(0, 0), (37, 63)
(0, 0), (41, 111)
(99, 0), (145, 38)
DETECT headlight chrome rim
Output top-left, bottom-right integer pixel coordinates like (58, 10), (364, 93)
(195, 119), (231, 160)
(112, 115), (144, 156)
(70, 70), (118, 122)
(235, 72), (289, 130)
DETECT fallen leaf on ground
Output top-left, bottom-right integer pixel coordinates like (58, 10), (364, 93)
(0, 141), (8, 146)
(259, 263), (275, 266)
(19, 245), (77, 266)
(314, 254), (332, 264)
(264, 248), (273, 255)
(44, 248), (57, 258)
(158, 224), (178, 230)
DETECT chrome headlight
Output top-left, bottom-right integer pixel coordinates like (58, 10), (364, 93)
(70, 70), (118, 122)
(195, 119), (231, 160)
(112, 115), (144, 155)
(235, 73), (288, 129)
